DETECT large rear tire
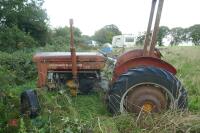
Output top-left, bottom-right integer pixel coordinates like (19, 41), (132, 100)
(108, 67), (187, 114)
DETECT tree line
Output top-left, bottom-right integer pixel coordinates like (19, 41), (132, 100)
(0, 0), (83, 53)
(1, 0), (200, 53)
(136, 25), (200, 46)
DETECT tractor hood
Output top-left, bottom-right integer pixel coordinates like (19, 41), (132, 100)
(33, 52), (105, 62)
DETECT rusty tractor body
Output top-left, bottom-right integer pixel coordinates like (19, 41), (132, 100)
(21, 0), (187, 118)
(33, 52), (105, 92)
(33, 19), (106, 95)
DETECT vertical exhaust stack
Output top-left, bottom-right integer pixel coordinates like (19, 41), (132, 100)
(69, 19), (77, 80)
(68, 19), (78, 96)
(143, 0), (165, 56)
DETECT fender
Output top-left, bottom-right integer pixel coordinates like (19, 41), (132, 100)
(115, 49), (162, 67)
(112, 56), (177, 82)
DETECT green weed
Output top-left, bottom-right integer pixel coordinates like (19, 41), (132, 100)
(1, 46), (200, 133)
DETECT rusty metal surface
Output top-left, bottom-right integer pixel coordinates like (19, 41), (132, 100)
(34, 59), (105, 88)
(113, 56), (177, 82)
(36, 63), (48, 87)
(33, 52), (105, 62)
(149, 0), (165, 55)
(142, 0), (165, 56)
(126, 85), (167, 113)
(47, 62), (105, 70)
(69, 19), (78, 82)
(143, 0), (157, 56)
(115, 49), (161, 67)
(35, 60), (105, 88)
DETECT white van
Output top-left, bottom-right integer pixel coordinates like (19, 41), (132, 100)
(112, 34), (135, 47)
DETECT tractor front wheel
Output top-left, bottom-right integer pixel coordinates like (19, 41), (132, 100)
(108, 67), (187, 114)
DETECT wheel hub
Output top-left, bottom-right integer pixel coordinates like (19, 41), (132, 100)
(126, 84), (167, 113)
(142, 102), (154, 112)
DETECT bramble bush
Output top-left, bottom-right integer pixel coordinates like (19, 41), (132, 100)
(0, 26), (38, 53)
(0, 51), (37, 85)
(0, 50), (37, 132)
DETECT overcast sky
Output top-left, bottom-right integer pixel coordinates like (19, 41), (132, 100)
(43, 0), (200, 36)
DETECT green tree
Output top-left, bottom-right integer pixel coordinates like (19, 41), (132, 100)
(81, 35), (92, 44)
(135, 32), (146, 45)
(93, 24), (122, 44)
(169, 27), (186, 46)
(157, 26), (169, 46)
(0, 26), (37, 52)
(0, 0), (24, 26)
(49, 26), (82, 48)
(0, 0), (49, 49)
(188, 24), (200, 45)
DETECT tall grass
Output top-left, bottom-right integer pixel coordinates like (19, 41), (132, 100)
(1, 46), (200, 133)
(162, 46), (200, 111)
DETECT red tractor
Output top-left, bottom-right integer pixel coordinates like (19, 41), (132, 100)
(108, 0), (187, 114)
(33, 19), (106, 95)
(21, 0), (187, 117)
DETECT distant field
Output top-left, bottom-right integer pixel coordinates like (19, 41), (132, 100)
(162, 46), (200, 111)
(1, 46), (200, 132)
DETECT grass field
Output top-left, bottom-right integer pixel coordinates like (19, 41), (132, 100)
(162, 46), (200, 111)
(1, 46), (200, 133)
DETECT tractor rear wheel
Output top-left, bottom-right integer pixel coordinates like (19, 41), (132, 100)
(108, 67), (187, 114)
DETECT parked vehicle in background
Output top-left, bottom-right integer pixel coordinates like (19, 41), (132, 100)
(112, 34), (135, 47)
(87, 40), (98, 47)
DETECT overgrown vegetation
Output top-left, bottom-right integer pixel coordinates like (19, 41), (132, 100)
(1, 47), (200, 133)
(1, 0), (200, 132)
(162, 47), (200, 111)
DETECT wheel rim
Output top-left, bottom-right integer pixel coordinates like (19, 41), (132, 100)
(120, 83), (175, 113)
(126, 85), (167, 113)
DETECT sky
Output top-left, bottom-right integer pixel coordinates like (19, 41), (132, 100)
(43, 0), (200, 36)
